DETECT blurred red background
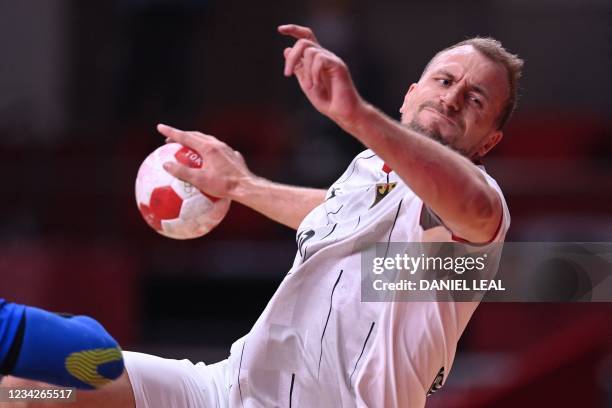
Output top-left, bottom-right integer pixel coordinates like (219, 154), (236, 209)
(1, 0), (611, 406)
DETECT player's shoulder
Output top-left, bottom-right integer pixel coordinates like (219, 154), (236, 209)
(330, 149), (382, 187)
(354, 148), (376, 158)
(349, 149), (379, 165)
(350, 149), (385, 172)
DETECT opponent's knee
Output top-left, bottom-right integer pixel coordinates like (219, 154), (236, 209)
(9, 307), (124, 389)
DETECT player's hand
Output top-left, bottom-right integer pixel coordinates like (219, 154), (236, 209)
(157, 123), (254, 200)
(278, 24), (364, 128)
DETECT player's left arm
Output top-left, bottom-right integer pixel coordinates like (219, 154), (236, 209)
(344, 104), (502, 243)
(279, 24), (501, 243)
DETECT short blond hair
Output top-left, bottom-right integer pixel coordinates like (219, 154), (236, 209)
(423, 37), (524, 130)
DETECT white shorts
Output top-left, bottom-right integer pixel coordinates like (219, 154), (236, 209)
(123, 351), (231, 408)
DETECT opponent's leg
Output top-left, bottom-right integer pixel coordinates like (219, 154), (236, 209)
(0, 300), (124, 389)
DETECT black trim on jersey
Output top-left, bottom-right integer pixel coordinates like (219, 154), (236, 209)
(326, 204), (343, 217)
(325, 188), (338, 201)
(321, 223), (337, 239)
(237, 341), (245, 407)
(289, 373), (296, 407)
(0, 312), (25, 374)
(297, 229), (315, 257)
(318, 269), (344, 379)
(383, 199), (403, 259)
(335, 153), (376, 184)
(349, 321), (376, 387)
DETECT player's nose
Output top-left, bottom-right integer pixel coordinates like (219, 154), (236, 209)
(440, 87), (462, 112)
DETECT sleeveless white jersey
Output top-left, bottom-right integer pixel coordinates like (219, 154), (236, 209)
(227, 149), (510, 407)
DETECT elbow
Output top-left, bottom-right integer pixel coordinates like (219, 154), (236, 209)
(474, 190), (499, 222)
(470, 189), (502, 241)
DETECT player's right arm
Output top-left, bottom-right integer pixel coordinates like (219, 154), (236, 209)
(157, 124), (326, 230)
(231, 176), (327, 230)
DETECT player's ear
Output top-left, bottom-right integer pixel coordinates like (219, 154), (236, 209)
(399, 83), (418, 114)
(476, 130), (503, 158)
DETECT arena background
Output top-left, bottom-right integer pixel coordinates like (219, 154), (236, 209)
(1, 0), (611, 406)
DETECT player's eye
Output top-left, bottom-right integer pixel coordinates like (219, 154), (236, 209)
(436, 78), (451, 87)
(468, 94), (482, 107)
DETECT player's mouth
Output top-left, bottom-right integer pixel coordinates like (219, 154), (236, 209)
(422, 107), (459, 128)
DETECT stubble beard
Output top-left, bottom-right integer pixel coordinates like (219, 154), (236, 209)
(404, 117), (471, 158)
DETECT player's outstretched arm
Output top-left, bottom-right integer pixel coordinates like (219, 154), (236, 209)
(0, 300), (124, 390)
(157, 124), (326, 230)
(278, 23), (501, 243)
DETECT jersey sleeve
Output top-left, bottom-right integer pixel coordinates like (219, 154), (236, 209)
(450, 168), (511, 244)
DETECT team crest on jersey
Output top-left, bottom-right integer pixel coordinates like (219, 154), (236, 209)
(370, 182), (397, 208)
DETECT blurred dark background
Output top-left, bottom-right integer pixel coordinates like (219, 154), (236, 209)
(1, 0), (611, 406)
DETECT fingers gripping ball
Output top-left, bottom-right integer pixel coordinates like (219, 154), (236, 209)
(135, 143), (231, 239)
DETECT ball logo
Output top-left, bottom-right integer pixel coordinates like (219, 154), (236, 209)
(175, 147), (203, 168)
(183, 181), (194, 194)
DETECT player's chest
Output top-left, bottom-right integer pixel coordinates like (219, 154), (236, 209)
(322, 165), (400, 223)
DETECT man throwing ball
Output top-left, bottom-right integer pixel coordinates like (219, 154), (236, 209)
(3, 23), (522, 407)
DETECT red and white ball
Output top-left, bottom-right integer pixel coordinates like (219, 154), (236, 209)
(135, 143), (230, 239)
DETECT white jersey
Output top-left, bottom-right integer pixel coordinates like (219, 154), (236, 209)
(227, 149), (510, 407)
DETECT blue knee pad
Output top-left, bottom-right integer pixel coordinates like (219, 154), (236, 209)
(0, 300), (124, 389)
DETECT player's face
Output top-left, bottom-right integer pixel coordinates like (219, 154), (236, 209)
(399, 45), (508, 159)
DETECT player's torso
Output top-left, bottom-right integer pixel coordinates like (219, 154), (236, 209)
(227, 150), (445, 407)
(295, 151), (406, 263)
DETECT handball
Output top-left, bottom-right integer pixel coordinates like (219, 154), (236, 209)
(135, 143), (230, 239)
